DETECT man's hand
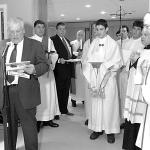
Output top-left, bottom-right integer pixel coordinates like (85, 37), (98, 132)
(140, 60), (149, 76)
(77, 51), (83, 58)
(59, 58), (66, 64)
(24, 64), (36, 75)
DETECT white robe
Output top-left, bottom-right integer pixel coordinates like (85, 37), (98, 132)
(81, 39), (92, 119)
(83, 35), (122, 133)
(118, 38), (144, 118)
(124, 38), (145, 123)
(70, 39), (86, 102)
(117, 38), (131, 118)
(135, 50), (150, 149)
(117, 38), (131, 65)
(30, 35), (60, 121)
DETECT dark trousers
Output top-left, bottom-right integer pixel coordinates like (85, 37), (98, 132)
(122, 119), (141, 150)
(8, 85), (38, 150)
(55, 74), (71, 114)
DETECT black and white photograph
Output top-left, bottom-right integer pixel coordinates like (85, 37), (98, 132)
(0, 0), (150, 150)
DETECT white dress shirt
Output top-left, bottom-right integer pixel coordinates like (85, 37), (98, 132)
(6, 40), (24, 84)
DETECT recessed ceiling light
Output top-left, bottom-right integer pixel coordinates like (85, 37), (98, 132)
(76, 18), (81, 21)
(111, 16), (116, 19)
(85, 4), (91, 8)
(60, 14), (65, 17)
(100, 11), (107, 15)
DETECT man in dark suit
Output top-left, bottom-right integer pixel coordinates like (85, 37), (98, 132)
(0, 17), (49, 150)
(51, 22), (75, 116)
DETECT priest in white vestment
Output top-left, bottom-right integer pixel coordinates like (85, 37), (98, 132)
(83, 19), (122, 143)
(30, 20), (60, 132)
(135, 12), (150, 150)
(70, 30), (85, 107)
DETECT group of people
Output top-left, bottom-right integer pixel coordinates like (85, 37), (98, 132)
(0, 18), (76, 150)
(0, 12), (150, 150)
(71, 13), (150, 150)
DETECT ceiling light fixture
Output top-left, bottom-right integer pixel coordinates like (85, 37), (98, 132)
(76, 18), (81, 21)
(85, 4), (91, 8)
(111, 16), (116, 19)
(100, 11), (107, 15)
(60, 14), (65, 17)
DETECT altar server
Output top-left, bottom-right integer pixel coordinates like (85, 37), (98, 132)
(83, 19), (122, 143)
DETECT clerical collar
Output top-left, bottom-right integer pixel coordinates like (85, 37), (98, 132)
(98, 35), (107, 46)
(144, 45), (150, 49)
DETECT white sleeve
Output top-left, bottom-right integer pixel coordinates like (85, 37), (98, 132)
(142, 69), (150, 105)
(48, 38), (56, 52)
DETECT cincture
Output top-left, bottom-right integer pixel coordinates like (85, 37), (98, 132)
(99, 44), (104, 46)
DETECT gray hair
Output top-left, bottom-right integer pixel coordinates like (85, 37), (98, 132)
(7, 17), (24, 31)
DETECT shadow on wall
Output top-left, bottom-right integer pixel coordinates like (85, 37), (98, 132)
(24, 23), (33, 37)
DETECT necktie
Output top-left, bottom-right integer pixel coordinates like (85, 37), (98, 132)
(7, 44), (17, 83)
(62, 37), (71, 59)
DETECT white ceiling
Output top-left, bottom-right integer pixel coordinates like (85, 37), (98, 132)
(47, 0), (149, 22)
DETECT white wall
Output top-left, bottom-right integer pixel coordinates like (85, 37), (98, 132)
(0, 0), (48, 37)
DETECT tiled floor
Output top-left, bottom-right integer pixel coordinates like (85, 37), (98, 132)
(0, 101), (123, 150)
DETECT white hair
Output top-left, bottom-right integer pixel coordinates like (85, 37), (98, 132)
(7, 17), (24, 31)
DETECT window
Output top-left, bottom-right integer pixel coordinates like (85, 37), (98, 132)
(0, 4), (7, 40)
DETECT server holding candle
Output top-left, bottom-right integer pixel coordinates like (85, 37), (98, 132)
(30, 20), (60, 132)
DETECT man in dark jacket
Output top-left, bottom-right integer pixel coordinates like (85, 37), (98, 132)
(0, 17), (49, 150)
(51, 22), (75, 116)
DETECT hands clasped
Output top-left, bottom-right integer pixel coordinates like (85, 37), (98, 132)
(89, 86), (105, 98)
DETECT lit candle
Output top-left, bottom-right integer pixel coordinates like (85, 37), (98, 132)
(48, 38), (52, 52)
(80, 39), (82, 49)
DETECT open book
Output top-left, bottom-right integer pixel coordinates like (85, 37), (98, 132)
(6, 61), (31, 79)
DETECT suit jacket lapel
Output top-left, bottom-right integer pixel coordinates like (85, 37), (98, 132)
(21, 37), (31, 62)
(56, 34), (72, 57)
(56, 35), (64, 46)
